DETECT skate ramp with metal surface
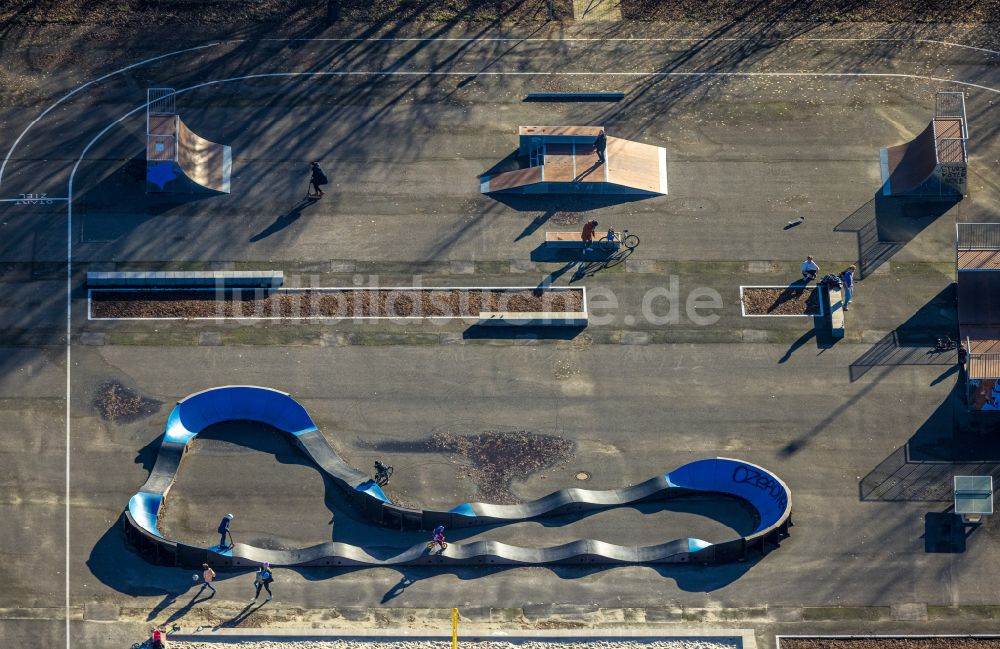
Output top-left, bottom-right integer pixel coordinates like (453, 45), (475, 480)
(124, 386), (791, 568)
(145, 87), (231, 194)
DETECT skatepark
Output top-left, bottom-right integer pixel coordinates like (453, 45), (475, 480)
(2, 9), (1000, 649)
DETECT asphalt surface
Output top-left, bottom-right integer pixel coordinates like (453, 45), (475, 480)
(1, 18), (1000, 649)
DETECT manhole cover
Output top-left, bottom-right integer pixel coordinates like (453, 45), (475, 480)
(575, 471), (591, 481)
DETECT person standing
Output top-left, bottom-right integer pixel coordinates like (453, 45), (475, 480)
(201, 563), (217, 595)
(250, 563), (274, 603)
(841, 264), (856, 311)
(309, 161), (328, 197)
(581, 219), (598, 252)
(801, 256), (819, 282)
(594, 130), (607, 163)
(217, 513), (234, 549)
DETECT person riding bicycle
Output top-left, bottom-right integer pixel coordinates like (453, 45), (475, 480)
(374, 460), (391, 486)
(430, 525), (447, 550)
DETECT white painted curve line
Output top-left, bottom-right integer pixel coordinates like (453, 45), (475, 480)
(0, 41), (223, 188)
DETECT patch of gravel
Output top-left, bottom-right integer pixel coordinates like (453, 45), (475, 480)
(619, 0), (1000, 22)
(92, 380), (161, 424)
(782, 640), (1000, 649)
(430, 430), (575, 503)
(90, 289), (583, 319)
(741, 286), (821, 316)
(177, 640), (740, 649)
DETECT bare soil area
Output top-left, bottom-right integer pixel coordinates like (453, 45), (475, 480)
(91, 288), (583, 319)
(783, 640), (1000, 649)
(620, 0), (1000, 22)
(742, 286), (821, 316)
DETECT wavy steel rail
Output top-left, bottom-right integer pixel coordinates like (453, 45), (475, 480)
(124, 386), (792, 568)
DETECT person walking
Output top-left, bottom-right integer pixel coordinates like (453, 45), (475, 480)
(581, 219), (598, 252)
(309, 161), (328, 197)
(801, 256), (819, 282)
(594, 130), (607, 163)
(200, 563), (217, 595)
(250, 562), (274, 603)
(841, 264), (856, 311)
(217, 513), (234, 549)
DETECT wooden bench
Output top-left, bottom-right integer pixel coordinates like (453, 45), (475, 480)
(87, 270), (284, 288)
(544, 231), (620, 249)
(827, 285), (845, 338)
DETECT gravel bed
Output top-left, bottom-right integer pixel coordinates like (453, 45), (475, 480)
(176, 640), (741, 649)
(619, 0), (1000, 22)
(91, 289), (583, 319)
(741, 286), (821, 316)
(782, 640), (1000, 649)
(92, 380), (161, 424)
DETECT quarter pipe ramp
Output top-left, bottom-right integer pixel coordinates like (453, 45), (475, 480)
(146, 88), (231, 194)
(879, 92), (968, 197)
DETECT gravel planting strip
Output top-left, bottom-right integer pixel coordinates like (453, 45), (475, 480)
(89, 287), (585, 320)
(740, 286), (823, 317)
(779, 637), (1000, 649)
(174, 639), (745, 649)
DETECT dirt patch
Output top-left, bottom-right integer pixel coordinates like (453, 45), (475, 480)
(90, 288), (584, 319)
(619, 0), (1000, 22)
(93, 380), (161, 424)
(341, 0), (574, 22)
(783, 640), (1000, 649)
(742, 286), (821, 316)
(430, 430), (575, 503)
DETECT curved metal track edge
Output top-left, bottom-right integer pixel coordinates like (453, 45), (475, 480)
(123, 386), (792, 568)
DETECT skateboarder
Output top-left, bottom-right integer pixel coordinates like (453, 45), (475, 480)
(582, 219), (598, 252)
(595, 131), (607, 163)
(801, 256), (819, 282)
(309, 161), (328, 197)
(217, 513), (234, 549)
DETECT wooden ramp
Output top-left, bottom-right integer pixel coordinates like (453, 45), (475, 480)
(481, 126), (667, 195)
(177, 119), (232, 193)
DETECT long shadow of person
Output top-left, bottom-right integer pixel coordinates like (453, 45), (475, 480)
(381, 572), (419, 603)
(249, 197), (318, 242)
(214, 600), (264, 630)
(164, 586), (215, 624)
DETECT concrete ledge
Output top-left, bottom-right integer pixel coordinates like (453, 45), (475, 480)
(525, 92), (625, 102)
(478, 312), (589, 327)
(827, 286), (845, 338)
(86, 270), (283, 288)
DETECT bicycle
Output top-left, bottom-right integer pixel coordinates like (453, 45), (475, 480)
(373, 460), (393, 486)
(597, 228), (639, 252)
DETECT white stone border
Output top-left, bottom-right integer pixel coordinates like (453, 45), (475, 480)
(87, 286), (587, 322)
(739, 285), (824, 318)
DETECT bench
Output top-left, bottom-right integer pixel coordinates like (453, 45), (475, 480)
(827, 285), (845, 338)
(478, 311), (588, 327)
(87, 271), (284, 288)
(544, 231), (620, 249)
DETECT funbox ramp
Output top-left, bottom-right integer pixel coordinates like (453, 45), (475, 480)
(124, 386), (792, 568)
(146, 98), (231, 194)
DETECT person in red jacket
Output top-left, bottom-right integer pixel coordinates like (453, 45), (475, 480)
(581, 220), (598, 252)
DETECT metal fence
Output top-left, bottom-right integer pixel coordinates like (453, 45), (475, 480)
(957, 223), (1000, 251)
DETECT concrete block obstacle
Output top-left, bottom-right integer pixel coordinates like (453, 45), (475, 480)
(87, 271), (284, 288)
(123, 386), (793, 568)
(880, 91), (968, 198)
(827, 284), (845, 338)
(480, 126), (668, 195)
(146, 87), (232, 194)
(524, 92), (625, 102)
